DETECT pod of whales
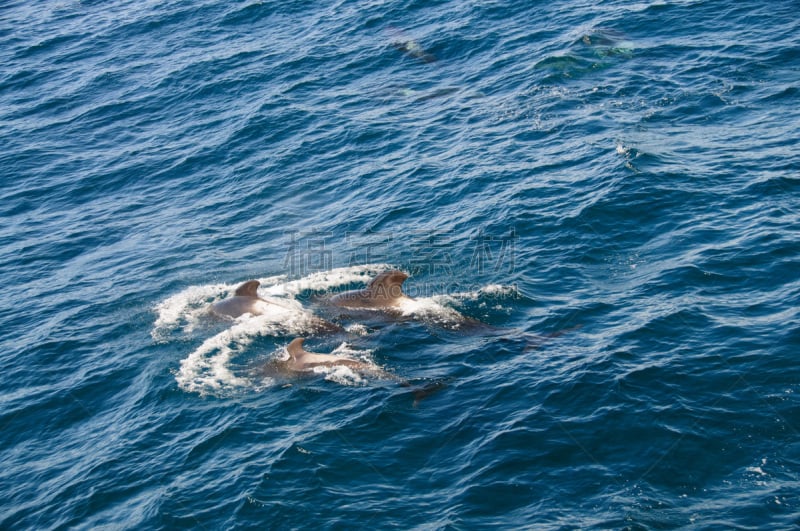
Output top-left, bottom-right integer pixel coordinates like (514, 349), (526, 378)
(206, 270), (576, 403)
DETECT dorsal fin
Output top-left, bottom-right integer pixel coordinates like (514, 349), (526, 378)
(367, 270), (409, 300)
(234, 280), (260, 298)
(287, 338), (305, 359)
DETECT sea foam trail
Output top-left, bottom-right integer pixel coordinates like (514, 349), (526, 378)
(174, 307), (329, 395)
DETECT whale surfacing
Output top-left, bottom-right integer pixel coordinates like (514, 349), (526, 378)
(211, 280), (342, 332)
(280, 339), (444, 405)
(329, 270), (412, 309)
(285, 338), (382, 374)
(210, 280), (271, 318)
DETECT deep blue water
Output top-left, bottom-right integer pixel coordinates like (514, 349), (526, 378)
(2, 0), (800, 528)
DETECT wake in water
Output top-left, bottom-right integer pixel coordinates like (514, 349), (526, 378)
(152, 265), (520, 396)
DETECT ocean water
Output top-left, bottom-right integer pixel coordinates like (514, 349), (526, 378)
(2, 0), (799, 528)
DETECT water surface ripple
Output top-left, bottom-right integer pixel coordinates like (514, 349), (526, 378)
(1, 0), (799, 528)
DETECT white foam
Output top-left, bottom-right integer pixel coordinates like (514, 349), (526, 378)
(344, 323), (369, 336)
(175, 308), (325, 395)
(175, 320), (256, 395)
(399, 284), (519, 327)
(482, 284), (519, 296)
(398, 297), (465, 324)
(330, 341), (373, 358)
(422, 285), (518, 325)
(262, 264), (392, 297)
(746, 458), (769, 477)
(151, 282), (228, 341)
(313, 365), (367, 386)
(321, 342), (378, 385)
(436, 284), (519, 302)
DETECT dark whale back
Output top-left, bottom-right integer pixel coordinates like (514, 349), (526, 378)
(330, 270), (410, 308)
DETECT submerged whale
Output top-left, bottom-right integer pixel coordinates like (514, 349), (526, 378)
(211, 280), (342, 332)
(329, 270), (413, 309)
(386, 26), (436, 64)
(393, 38), (436, 63)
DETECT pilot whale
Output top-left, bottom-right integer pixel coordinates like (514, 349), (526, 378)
(282, 338), (446, 406)
(386, 26), (436, 64)
(393, 38), (436, 63)
(210, 280), (271, 318)
(211, 280), (342, 332)
(329, 270), (413, 309)
(284, 338), (386, 374)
